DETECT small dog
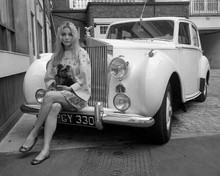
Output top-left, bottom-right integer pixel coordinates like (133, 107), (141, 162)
(55, 64), (75, 87)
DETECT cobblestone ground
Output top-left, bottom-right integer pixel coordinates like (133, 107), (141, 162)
(172, 69), (220, 138)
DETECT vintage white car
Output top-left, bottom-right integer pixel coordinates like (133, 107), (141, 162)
(21, 17), (210, 144)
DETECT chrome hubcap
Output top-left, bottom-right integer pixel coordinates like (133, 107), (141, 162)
(166, 92), (172, 130)
(204, 82), (207, 95)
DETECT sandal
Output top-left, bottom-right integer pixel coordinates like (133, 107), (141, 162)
(31, 154), (50, 165)
(19, 137), (38, 153)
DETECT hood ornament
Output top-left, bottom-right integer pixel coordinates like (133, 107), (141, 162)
(85, 26), (92, 37)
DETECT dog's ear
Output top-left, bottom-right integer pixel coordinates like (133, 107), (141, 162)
(64, 67), (68, 73)
(57, 64), (63, 70)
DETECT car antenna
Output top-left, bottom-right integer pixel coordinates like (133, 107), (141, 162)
(140, 0), (148, 22)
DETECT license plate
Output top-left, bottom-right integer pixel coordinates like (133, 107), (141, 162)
(57, 113), (96, 127)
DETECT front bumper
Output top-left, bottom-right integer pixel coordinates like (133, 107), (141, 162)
(20, 102), (155, 130)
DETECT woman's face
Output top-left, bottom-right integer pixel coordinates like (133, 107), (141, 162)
(61, 27), (74, 47)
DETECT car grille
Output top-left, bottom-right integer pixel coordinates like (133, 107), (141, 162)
(86, 46), (108, 107)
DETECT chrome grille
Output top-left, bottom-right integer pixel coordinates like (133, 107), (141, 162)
(86, 46), (108, 107)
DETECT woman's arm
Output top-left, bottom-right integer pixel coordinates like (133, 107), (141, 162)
(44, 59), (56, 90)
(71, 48), (91, 94)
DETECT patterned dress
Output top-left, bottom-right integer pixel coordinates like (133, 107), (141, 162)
(44, 48), (91, 110)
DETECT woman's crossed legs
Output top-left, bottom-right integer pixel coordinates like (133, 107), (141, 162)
(20, 91), (73, 163)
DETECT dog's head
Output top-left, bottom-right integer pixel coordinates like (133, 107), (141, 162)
(55, 64), (75, 86)
(56, 64), (70, 78)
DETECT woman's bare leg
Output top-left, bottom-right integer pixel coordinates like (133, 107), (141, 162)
(32, 91), (73, 161)
(21, 91), (72, 149)
(33, 102), (61, 160)
(21, 91), (56, 148)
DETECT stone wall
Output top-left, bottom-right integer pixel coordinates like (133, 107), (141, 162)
(154, 2), (189, 17)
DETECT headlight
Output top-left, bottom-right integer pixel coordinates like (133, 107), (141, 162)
(35, 89), (46, 103)
(109, 56), (129, 80)
(113, 93), (131, 112)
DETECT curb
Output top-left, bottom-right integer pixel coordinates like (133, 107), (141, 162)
(0, 109), (23, 142)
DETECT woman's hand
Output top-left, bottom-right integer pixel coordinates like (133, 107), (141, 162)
(48, 82), (56, 91)
(56, 85), (72, 92)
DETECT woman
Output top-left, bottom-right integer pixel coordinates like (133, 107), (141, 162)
(19, 21), (91, 165)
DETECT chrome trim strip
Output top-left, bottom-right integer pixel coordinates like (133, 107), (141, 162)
(95, 102), (104, 130)
(186, 91), (201, 101)
(102, 114), (155, 128)
(95, 102), (155, 128)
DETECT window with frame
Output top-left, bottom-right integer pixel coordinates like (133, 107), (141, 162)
(207, 0), (218, 12)
(178, 22), (191, 45)
(37, 21), (43, 55)
(192, 25), (199, 47)
(0, 0), (16, 52)
(192, 0), (218, 14)
(100, 26), (108, 35)
(31, 12), (35, 55)
(193, 0), (205, 12)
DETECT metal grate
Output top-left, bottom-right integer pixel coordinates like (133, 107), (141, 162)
(78, 148), (154, 176)
(86, 46), (108, 107)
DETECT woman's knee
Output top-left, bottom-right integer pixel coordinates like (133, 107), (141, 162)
(43, 91), (61, 104)
(43, 91), (54, 103)
(51, 103), (62, 113)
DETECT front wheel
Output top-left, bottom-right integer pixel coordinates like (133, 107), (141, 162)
(149, 83), (173, 144)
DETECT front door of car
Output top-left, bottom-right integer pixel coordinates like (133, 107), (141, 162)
(177, 22), (200, 98)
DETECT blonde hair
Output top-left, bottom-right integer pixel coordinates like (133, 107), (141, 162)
(52, 21), (80, 66)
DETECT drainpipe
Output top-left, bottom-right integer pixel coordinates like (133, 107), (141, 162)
(43, 0), (48, 52)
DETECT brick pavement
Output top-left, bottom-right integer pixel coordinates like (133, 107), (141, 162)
(172, 69), (220, 138)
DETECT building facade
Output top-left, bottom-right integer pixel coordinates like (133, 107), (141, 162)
(52, 0), (189, 42)
(0, 0), (52, 140)
(87, 1), (189, 38)
(189, 0), (220, 69)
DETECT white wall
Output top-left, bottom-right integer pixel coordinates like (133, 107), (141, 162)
(0, 51), (30, 77)
(190, 16), (220, 30)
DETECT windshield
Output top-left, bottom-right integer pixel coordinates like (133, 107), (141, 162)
(107, 20), (174, 41)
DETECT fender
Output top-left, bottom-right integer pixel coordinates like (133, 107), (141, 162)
(199, 55), (210, 81)
(121, 50), (184, 117)
(141, 50), (177, 116)
(198, 55), (210, 93)
(23, 53), (52, 105)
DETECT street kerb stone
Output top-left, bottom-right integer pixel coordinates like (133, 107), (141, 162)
(78, 148), (155, 176)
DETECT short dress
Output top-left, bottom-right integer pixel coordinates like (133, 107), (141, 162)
(44, 48), (91, 110)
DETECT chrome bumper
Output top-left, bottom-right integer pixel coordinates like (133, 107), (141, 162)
(94, 102), (155, 130)
(20, 102), (155, 129)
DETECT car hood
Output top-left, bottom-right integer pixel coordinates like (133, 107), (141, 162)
(97, 38), (175, 50)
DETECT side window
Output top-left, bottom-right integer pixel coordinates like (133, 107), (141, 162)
(178, 22), (191, 45)
(192, 25), (199, 47)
